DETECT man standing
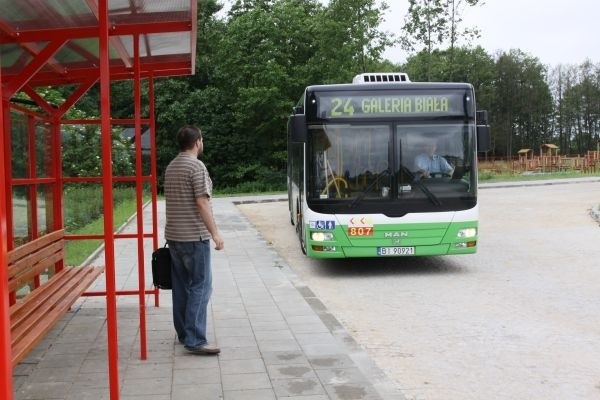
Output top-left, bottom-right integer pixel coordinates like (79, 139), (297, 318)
(164, 125), (224, 354)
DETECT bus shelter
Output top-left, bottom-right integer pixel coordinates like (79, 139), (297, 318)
(0, 1), (197, 399)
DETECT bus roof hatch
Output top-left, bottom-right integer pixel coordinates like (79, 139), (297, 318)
(352, 73), (410, 84)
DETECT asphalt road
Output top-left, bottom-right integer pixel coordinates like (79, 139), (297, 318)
(237, 180), (600, 400)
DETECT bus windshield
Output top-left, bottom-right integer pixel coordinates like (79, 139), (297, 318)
(307, 122), (476, 215)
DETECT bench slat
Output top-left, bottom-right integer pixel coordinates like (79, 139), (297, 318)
(8, 229), (106, 367)
(8, 240), (64, 279)
(11, 268), (102, 341)
(10, 268), (83, 334)
(7, 249), (65, 293)
(10, 267), (92, 331)
(7, 229), (64, 264)
(10, 266), (105, 366)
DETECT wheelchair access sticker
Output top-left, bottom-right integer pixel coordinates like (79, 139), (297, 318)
(310, 220), (335, 230)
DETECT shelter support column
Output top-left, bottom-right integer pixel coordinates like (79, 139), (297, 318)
(2, 99), (15, 307)
(149, 76), (160, 308)
(133, 34), (148, 361)
(99, 0), (120, 398)
(0, 57), (15, 400)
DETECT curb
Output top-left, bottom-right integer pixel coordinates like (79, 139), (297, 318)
(272, 257), (407, 400)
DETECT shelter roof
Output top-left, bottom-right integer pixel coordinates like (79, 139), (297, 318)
(0, 0), (197, 89)
(541, 144), (559, 149)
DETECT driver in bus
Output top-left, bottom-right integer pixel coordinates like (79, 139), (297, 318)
(414, 140), (454, 179)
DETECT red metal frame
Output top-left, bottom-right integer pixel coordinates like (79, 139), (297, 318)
(133, 33), (148, 361)
(0, 58), (15, 400)
(98, 2), (120, 396)
(27, 116), (40, 288)
(1, 1), (196, 398)
(149, 76), (160, 307)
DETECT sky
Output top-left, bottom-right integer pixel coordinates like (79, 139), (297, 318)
(380, 0), (600, 67)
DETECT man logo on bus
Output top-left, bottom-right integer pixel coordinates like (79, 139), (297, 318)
(384, 232), (408, 238)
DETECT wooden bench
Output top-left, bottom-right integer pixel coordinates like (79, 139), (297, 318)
(8, 229), (105, 366)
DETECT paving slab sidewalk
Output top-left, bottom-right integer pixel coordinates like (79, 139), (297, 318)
(12, 196), (404, 400)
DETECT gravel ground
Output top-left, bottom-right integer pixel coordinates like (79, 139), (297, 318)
(237, 180), (600, 400)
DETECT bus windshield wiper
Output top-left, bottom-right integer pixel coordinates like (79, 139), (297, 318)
(399, 165), (442, 206)
(349, 169), (390, 208)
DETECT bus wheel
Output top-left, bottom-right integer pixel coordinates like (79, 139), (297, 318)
(296, 212), (307, 255)
(290, 199), (300, 227)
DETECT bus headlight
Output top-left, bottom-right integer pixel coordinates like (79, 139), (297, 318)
(457, 228), (477, 238)
(311, 232), (334, 241)
(455, 241), (477, 248)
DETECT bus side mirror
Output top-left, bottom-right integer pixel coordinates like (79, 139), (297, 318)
(477, 125), (491, 152)
(476, 110), (488, 124)
(476, 110), (490, 152)
(290, 114), (307, 142)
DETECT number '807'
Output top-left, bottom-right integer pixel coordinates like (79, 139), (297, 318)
(348, 227), (373, 236)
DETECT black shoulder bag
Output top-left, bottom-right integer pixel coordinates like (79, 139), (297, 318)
(152, 243), (172, 289)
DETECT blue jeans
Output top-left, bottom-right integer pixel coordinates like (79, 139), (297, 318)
(167, 240), (212, 349)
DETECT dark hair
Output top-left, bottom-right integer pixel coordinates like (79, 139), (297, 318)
(176, 125), (202, 151)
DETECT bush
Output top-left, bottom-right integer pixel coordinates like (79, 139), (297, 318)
(214, 165), (286, 194)
(64, 185), (136, 231)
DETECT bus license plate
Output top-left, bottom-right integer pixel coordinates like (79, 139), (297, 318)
(377, 246), (415, 256)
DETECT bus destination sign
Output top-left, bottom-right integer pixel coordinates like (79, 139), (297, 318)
(315, 92), (466, 119)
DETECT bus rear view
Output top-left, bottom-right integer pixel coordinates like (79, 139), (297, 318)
(287, 73), (490, 258)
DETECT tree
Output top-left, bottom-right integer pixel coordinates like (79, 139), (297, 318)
(401, 0), (446, 80)
(445, 0), (482, 80)
(315, 0), (394, 79)
(557, 61), (600, 154)
(62, 125), (134, 178)
(401, 0), (482, 81)
(491, 50), (553, 158)
(206, 0), (324, 189)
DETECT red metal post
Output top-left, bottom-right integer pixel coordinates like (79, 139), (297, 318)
(99, 1), (120, 398)
(3, 100), (16, 306)
(0, 57), (15, 400)
(149, 76), (160, 307)
(55, 78), (99, 119)
(133, 34), (148, 360)
(149, 76), (158, 251)
(22, 86), (56, 116)
(4, 39), (68, 99)
(52, 116), (64, 272)
(27, 116), (40, 287)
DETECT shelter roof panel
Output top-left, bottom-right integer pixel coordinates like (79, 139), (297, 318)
(0, 0), (196, 91)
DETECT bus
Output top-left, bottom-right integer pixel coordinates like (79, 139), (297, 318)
(287, 72), (490, 258)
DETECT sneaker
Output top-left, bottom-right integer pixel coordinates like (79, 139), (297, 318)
(184, 344), (220, 355)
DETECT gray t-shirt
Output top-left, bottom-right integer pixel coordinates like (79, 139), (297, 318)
(164, 153), (212, 241)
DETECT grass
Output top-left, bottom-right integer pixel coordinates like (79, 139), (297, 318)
(479, 170), (600, 183)
(65, 197), (148, 266)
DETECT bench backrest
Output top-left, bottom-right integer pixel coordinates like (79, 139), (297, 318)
(7, 229), (65, 294)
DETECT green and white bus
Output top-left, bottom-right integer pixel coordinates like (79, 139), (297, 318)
(287, 73), (490, 258)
